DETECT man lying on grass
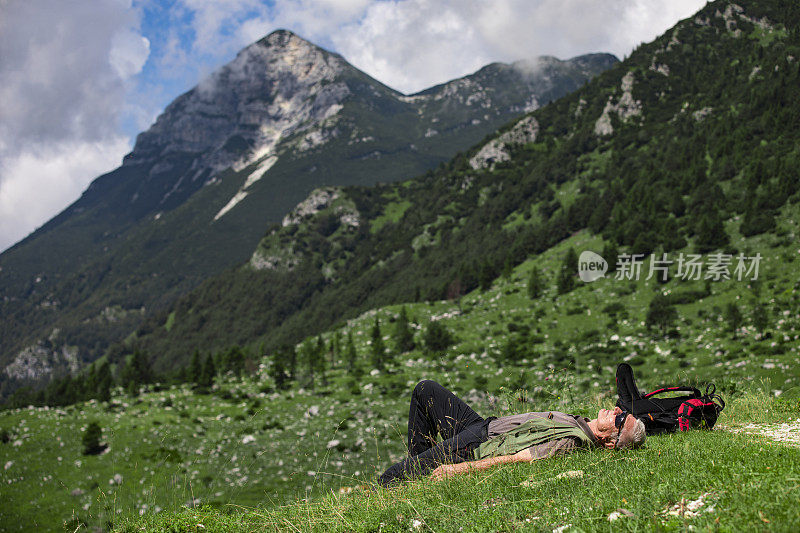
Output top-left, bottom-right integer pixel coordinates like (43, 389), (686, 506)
(379, 380), (646, 486)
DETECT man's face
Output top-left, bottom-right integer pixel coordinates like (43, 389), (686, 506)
(596, 406), (633, 449)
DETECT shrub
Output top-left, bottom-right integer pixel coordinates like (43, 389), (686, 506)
(424, 321), (455, 354)
(82, 421), (106, 455)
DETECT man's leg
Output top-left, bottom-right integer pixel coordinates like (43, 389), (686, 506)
(406, 380), (484, 457)
(379, 419), (486, 486)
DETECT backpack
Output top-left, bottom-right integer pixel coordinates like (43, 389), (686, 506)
(615, 363), (725, 435)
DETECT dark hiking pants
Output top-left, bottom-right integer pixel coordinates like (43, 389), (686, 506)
(378, 380), (491, 486)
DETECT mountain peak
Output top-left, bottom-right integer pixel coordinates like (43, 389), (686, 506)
(258, 29), (304, 48)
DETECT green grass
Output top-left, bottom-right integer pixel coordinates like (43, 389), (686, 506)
(116, 391), (800, 532)
(3, 202), (799, 532)
(370, 200), (412, 234)
(164, 312), (176, 332)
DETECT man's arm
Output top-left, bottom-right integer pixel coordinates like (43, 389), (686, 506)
(429, 437), (580, 480)
(429, 448), (533, 479)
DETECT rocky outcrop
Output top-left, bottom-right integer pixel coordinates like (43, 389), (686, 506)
(594, 72), (642, 136)
(469, 116), (540, 170)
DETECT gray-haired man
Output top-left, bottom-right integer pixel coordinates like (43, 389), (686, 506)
(379, 380), (646, 485)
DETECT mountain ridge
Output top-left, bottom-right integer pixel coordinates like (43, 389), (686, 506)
(0, 29), (617, 397)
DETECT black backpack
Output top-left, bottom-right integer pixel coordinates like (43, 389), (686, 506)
(615, 363), (725, 435)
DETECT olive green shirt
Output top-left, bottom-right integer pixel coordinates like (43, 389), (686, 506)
(487, 411), (597, 458)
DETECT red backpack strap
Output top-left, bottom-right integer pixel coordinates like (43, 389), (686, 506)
(644, 386), (701, 399)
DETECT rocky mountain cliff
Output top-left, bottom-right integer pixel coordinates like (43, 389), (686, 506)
(0, 30), (616, 396)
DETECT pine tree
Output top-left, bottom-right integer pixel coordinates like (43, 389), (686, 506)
(557, 247), (578, 294)
(393, 307), (415, 353)
(346, 332), (360, 377)
(725, 302), (743, 339)
(198, 354), (216, 389)
(269, 351), (289, 390)
(694, 211), (729, 253)
(189, 350), (202, 384)
(301, 339), (317, 390)
(330, 331), (340, 370)
(82, 421), (105, 455)
(645, 294), (678, 335)
(478, 262), (496, 291)
(83, 365), (98, 400)
(501, 257), (514, 279)
(602, 240), (619, 273)
(222, 346), (246, 376)
(285, 344), (298, 381)
(316, 336), (328, 387)
(370, 318), (386, 371)
(527, 267), (545, 299)
(95, 361), (113, 403)
(424, 320), (454, 355)
(752, 303), (769, 334)
(564, 247), (579, 273)
(121, 349), (154, 395)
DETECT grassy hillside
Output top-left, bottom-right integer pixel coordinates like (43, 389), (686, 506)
(2, 201), (799, 530)
(119, 397), (800, 532)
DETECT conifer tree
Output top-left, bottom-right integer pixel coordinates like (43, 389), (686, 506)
(393, 307), (415, 353)
(725, 302), (743, 339)
(501, 258), (514, 279)
(557, 248), (578, 295)
(82, 421), (105, 455)
(694, 211), (729, 253)
(285, 344), (298, 381)
(316, 336), (328, 387)
(330, 331), (340, 370)
(602, 241), (619, 273)
(95, 361), (113, 403)
(121, 349), (154, 396)
(479, 262), (496, 291)
(370, 318), (386, 371)
(83, 365), (98, 400)
(645, 294), (678, 335)
(223, 345), (246, 376)
(297, 339), (315, 390)
(527, 267), (545, 299)
(346, 332), (361, 378)
(189, 350), (202, 384)
(198, 354), (216, 389)
(268, 351), (289, 390)
(752, 303), (770, 335)
(424, 320), (454, 355)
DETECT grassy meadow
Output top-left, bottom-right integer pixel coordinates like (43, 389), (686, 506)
(2, 203), (800, 532)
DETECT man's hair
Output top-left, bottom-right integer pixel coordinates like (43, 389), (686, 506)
(616, 417), (646, 449)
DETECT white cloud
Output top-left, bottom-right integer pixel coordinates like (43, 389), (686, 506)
(0, 0), (148, 251)
(328, 0), (707, 93)
(110, 30), (151, 79)
(170, 0), (705, 94)
(0, 138), (131, 251)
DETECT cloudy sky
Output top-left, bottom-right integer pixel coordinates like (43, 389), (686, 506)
(0, 0), (706, 252)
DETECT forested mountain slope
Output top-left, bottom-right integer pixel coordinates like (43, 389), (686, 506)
(134, 0), (800, 370)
